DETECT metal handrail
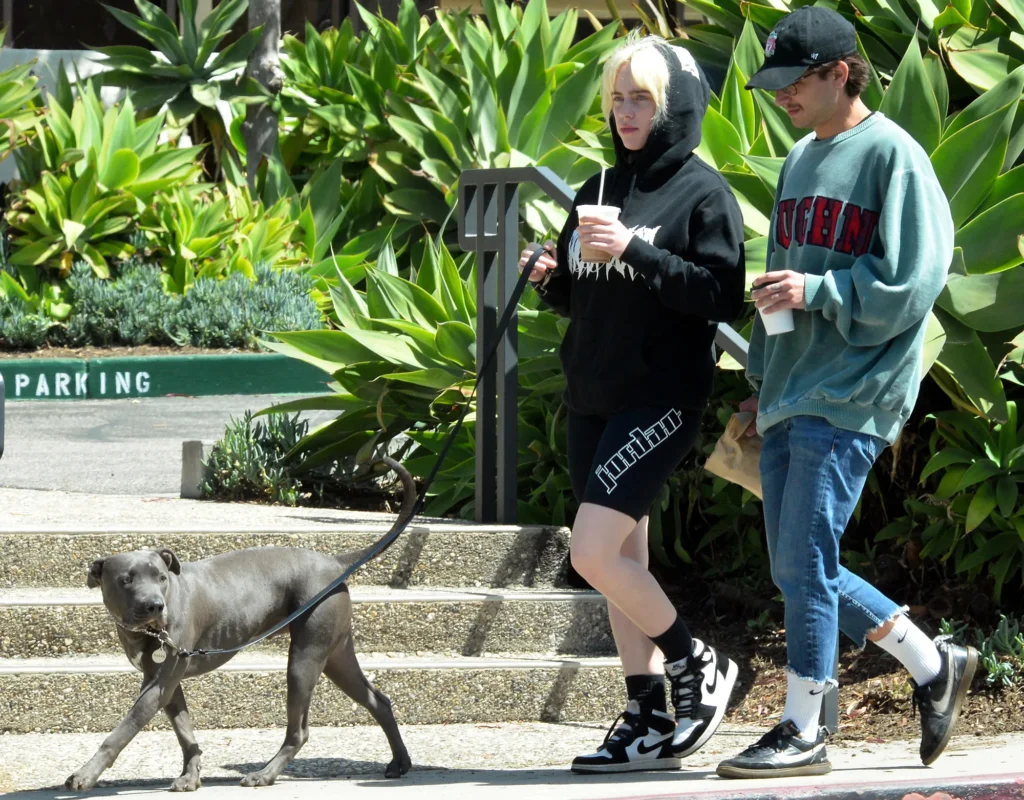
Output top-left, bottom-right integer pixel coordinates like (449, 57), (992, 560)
(457, 166), (750, 525)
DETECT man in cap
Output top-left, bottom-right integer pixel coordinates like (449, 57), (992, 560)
(717, 6), (976, 779)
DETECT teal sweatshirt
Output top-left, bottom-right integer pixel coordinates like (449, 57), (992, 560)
(746, 113), (953, 443)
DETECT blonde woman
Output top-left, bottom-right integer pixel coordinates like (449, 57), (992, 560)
(518, 34), (745, 773)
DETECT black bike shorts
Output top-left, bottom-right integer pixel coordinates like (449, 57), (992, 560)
(567, 406), (701, 522)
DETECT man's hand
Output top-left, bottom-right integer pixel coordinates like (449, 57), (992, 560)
(578, 218), (634, 260)
(739, 396), (759, 437)
(519, 240), (557, 283)
(752, 271), (806, 314)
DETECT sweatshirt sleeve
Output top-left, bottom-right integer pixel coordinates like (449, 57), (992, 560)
(533, 205), (575, 317)
(802, 165), (953, 347)
(620, 187), (746, 322)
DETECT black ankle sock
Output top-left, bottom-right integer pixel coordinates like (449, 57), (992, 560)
(625, 674), (667, 713)
(650, 614), (694, 664)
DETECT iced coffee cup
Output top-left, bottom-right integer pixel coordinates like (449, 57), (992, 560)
(759, 306), (795, 335)
(577, 204), (621, 263)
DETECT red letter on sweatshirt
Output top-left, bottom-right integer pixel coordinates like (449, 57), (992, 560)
(834, 204), (881, 257)
(807, 196), (845, 249)
(776, 198), (796, 249)
(794, 197), (814, 246)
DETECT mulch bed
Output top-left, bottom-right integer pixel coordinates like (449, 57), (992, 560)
(0, 345), (259, 360)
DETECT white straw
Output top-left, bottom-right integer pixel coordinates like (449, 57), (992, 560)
(597, 167), (606, 206)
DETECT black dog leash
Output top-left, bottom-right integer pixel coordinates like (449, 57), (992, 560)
(170, 248), (549, 660)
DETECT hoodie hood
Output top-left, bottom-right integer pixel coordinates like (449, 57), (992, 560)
(610, 44), (711, 189)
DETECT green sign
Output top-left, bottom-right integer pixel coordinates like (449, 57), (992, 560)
(0, 355), (330, 400)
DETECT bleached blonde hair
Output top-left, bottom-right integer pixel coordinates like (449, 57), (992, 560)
(600, 33), (700, 127)
(601, 33), (671, 127)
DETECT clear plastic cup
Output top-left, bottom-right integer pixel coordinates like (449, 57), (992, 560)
(759, 306), (795, 335)
(576, 204), (621, 263)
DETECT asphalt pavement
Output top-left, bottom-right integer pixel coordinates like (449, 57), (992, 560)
(0, 395), (335, 495)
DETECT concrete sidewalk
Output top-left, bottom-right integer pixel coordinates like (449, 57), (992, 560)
(0, 395), (333, 495)
(1, 722), (1021, 799)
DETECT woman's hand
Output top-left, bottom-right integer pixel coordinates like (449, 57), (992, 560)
(578, 218), (634, 260)
(751, 271), (806, 313)
(519, 241), (557, 283)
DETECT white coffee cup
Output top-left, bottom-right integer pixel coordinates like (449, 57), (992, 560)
(576, 204), (622, 263)
(759, 306), (795, 336)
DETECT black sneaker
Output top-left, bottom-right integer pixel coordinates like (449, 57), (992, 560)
(667, 639), (739, 758)
(571, 700), (680, 774)
(716, 721), (831, 779)
(913, 636), (978, 765)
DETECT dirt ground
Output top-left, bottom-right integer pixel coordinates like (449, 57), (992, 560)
(656, 589), (1024, 742)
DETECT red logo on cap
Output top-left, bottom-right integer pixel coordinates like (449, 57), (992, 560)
(766, 30), (777, 57)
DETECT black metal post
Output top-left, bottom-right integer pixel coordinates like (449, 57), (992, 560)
(475, 184), (498, 523)
(496, 182), (520, 521)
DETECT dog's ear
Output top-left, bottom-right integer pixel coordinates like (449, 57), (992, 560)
(158, 548), (182, 575)
(87, 559), (105, 589)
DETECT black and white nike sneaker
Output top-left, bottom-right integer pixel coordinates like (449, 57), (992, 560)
(716, 720), (831, 779)
(571, 700), (680, 774)
(667, 639), (739, 758)
(913, 636), (978, 765)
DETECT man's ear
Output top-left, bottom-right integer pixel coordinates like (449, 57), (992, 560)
(158, 548), (182, 575)
(87, 559), (105, 589)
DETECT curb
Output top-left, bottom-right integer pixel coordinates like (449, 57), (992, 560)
(0, 353), (330, 400)
(610, 773), (1024, 800)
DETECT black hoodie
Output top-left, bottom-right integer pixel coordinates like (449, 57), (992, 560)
(538, 44), (746, 417)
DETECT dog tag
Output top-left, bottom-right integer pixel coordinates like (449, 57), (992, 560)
(151, 647), (167, 664)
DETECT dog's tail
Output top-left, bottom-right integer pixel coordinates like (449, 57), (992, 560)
(336, 456), (418, 568)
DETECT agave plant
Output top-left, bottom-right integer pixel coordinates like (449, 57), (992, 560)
(0, 60), (44, 164)
(6, 89), (203, 284)
(254, 235), (568, 517)
(95, 0), (265, 177)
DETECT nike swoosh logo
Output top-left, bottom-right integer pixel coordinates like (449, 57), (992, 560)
(897, 632), (907, 644)
(809, 688), (826, 696)
(636, 738), (667, 755)
(931, 671), (955, 709)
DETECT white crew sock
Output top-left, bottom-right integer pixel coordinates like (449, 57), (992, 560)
(872, 614), (942, 686)
(781, 672), (826, 742)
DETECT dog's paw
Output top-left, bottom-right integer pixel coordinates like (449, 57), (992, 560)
(64, 771), (98, 792)
(384, 756), (411, 779)
(240, 772), (276, 787)
(171, 773), (202, 792)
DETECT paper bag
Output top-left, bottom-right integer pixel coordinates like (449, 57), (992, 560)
(704, 411), (763, 498)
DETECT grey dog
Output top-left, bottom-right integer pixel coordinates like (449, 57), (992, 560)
(65, 459), (415, 792)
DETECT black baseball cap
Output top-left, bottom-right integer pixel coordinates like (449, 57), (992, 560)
(745, 7), (858, 92)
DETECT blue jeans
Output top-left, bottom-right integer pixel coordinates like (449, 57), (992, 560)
(761, 415), (902, 684)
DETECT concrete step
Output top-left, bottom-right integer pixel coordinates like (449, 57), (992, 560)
(0, 654), (625, 734)
(0, 525), (571, 590)
(0, 587), (614, 659)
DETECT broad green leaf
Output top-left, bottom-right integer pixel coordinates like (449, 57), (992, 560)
(366, 269), (448, 330)
(931, 101), (1017, 226)
(937, 267), (1024, 332)
(966, 480), (999, 532)
(997, 474), (1019, 516)
(699, 105), (744, 169)
(957, 459), (1005, 491)
(720, 60), (756, 152)
(99, 148), (140, 190)
(254, 394), (365, 417)
(435, 320), (477, 368)
(933, 308), (1009, 422)
(879, 39), (942, 154)
(920, 448), (976, 483)
(190, 81), (222, 108)
(955, 193), (1024, 274)
(944, 66), (1024, 139)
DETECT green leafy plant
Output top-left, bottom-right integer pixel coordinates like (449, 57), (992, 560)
(0, 59), (44, 164)
(95, 0), (265, 177)
(59, 260), (322, 348)
(941, 614), (1024, 687)
(6, 88), (203, 284)
(203, 411), (306, 505)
